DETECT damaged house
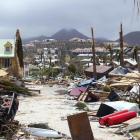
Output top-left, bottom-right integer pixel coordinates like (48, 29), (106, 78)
(84, 65), (113, 79)
(0, 39), (15, 68)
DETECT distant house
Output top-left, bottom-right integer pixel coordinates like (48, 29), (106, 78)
(69, 38), (92, 44)
(42, 39), (57, 44)
(0, 39), (15, 68)
(72, 47), (105, 54)
(72, 48), (92, 54)
(84, 65), (113, 79)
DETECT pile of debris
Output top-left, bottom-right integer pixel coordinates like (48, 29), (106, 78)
(0, 91), (19, 138)
(56, 66), (140, 139)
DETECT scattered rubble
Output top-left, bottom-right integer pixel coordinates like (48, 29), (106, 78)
(1, 66), (140, 139)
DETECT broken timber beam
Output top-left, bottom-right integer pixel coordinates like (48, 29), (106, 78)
(109, 73), (140, 80)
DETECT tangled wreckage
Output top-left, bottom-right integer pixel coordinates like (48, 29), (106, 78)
(0, 91), (19, 125)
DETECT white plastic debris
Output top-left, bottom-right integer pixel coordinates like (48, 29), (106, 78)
(104, 101), (139, 113)
(21, 127), (67, 138)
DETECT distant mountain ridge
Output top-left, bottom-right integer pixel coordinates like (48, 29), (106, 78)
(22, 28), (90, 44)
(23, 29), (140, 45)
(116, 31), (140, 45)
(22, 35), (48, 44)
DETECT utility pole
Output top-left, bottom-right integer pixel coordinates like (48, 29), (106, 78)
(91, 27), (97, 79)
(120, 23), (124, 67)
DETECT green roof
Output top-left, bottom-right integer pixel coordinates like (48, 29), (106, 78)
(0, 39), (15, 58)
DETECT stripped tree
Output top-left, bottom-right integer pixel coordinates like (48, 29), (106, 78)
(120, 23), (124, 67)
(91, 27), (97, 79)
(48, 55), (52, 77)
(14, 29), (24, 78)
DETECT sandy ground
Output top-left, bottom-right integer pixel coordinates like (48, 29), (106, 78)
(15, 85), (129, 140)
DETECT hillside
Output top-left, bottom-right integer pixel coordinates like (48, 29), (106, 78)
(22, 35), (48, 44)
(116, 31), (140, 45)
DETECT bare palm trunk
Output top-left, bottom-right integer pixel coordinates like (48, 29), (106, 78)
(43, 52), (46, 76)
(14, 30), (20, 79)
(120, 23), (124, 67)
(91, 27), (97, 79)
(110, 53), (113, 63)
(48, 55), (52, 78)
(136, 47), (140, 73)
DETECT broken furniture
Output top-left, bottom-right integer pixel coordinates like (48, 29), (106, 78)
(78, 91), (99, 102)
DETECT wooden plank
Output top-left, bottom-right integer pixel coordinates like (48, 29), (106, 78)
(67, 112), (94, 140)
(123, 117), (140, 125)
(28, 89), (40, 94)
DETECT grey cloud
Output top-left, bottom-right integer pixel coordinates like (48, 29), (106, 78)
(0, 0), (139, 40)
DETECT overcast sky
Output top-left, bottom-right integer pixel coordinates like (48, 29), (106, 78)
(0, 0), (139, 40)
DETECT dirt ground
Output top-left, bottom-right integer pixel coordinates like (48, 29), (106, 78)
(15, 85), (129, 140)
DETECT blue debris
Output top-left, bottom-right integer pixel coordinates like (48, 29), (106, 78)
(77, 78), (96, 87)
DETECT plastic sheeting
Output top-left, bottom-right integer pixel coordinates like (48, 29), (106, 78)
(105, 101), (139, 113)
(109, 66), (132, 75)
(97, 101), (139, 117)
(77, 78), (95, 87)
(21, 127), (69, 138)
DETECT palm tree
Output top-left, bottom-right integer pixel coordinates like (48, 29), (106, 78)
(102, 54), (107, 65)
(68, 63), (76, 74)
(106, 45), (117, 63)
(121, 45), (140, 72)
(95, 55), (100, 65)
(41, 50), (44, 63)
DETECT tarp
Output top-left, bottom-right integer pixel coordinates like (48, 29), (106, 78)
(77, 78), (95, 87)
(109, 66), (132, 75)
(70, 87), (87, 96)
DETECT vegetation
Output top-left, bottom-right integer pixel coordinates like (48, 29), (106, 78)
(68, 63), (76, 74)
(131, 129), (140, 140)
(65, 54), (70, 62)
(1, 80), (33, 96)
(17, 34), (24, 68)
